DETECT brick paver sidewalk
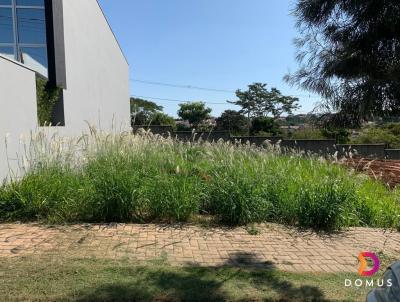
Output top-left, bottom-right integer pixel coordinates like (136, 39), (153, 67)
(0, 223), (399, 273)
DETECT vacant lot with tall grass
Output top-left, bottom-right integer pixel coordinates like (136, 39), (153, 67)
(0, 128), (399, 231)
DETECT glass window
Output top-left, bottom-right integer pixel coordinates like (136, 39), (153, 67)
(17, 8), (46, 44)
(0, 46), (14, 59)
(0, 8), (14, 43)
(1, 1), (48, 77)
(20, 46), (47, 77)
(16, 0), (44, 7)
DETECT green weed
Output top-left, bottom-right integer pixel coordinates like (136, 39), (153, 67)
(0, 129), (399, 231)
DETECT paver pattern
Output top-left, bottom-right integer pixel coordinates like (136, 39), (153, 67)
(0, 223), (399, 273)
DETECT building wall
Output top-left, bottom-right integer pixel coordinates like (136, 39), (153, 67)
(0, 0), (130, 181)
(0, 56), (38, 180)
(61, 0), (130, 133)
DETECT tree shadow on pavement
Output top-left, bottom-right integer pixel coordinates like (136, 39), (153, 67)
(69, 252), (326, 302)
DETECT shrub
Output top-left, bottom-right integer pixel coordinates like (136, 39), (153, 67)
(176, 123), (192, 132)
(290, 128), (325, 140)
(296, 180), (357, 230)
(0, 166), (92, 222)
(285, 126), (349, 143)
(384, 123), (400, 136)
(321, 126), (350, 144)
(208, 162), (275, 224)
(140, 174), (201, 222)
(83, 152), (142, 222)
(352, 125), (400, 148)
(251, 117), (280, 136)
(36, 77), (61, 126)
(150, 112), (176, 129)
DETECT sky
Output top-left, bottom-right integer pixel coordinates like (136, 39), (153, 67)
(98, 0), (321, 117)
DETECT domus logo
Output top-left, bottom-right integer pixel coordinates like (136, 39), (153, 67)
(345, 252), (392, 288)
(358, 252), (380, 277)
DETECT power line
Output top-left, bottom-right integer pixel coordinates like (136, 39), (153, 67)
(131, 95), (230, 105)
(130, 79), (235, 93)
(131, 78), (321, 98)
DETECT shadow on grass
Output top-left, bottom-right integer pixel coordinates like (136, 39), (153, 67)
(70, 252), (326, 302)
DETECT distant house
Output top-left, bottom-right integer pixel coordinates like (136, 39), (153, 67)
(205, 117), (217, 127)
(280, 126), (301, 131)
(280, 125), (307, 131)
(0, 0), (130, 179)
(175, 118), (217, 129)
(175, 119), (191, 128)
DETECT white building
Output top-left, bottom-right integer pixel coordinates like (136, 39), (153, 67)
(0, 0), (130, 180)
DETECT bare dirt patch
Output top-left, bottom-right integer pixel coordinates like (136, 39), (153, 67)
(345, 158), (400, 188)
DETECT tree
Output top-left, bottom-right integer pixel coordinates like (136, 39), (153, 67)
(269, 88), (301, 118)
(250, 117), (281, 136)
(130, 98), (163, 125)
(130, 98), (175, 128)
(130, 98), (163, 113)
(285, 0), (400, 124)
(177, 102), (212, 128)
(215, 110), (248, 134)
(229, 83), (300, 134)
(149, 112), (176, 128)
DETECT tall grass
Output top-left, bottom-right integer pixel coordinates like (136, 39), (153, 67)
(0, 127), (399, 231)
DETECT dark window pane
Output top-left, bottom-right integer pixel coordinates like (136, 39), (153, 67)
(0, 8), (14, 43)
(17, 8), (46, 44)
(20, 46), (48, 77)
(0, 46), (14, 59)
(0, 0), (12, 5)
(16, 0), (44, 6)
